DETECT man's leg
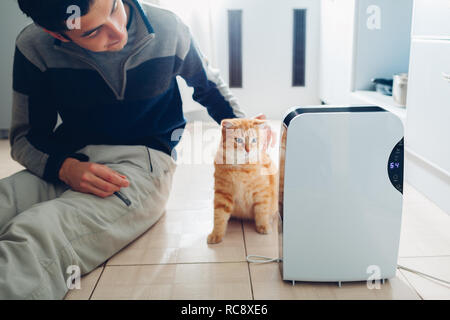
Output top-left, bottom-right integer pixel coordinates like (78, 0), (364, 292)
(0, 145), (176, 299)
(0, 170), (70, 227)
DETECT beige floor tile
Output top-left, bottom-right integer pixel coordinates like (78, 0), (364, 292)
(398, 256), (450, 300)
(250, 263), (420, 300)
(172, 282), (251, 300)
(166, 164), (215, 212)
(64, 266), (104, 300)
(92, 263), (252, 300)
(107, 214), (181, 265)
(172, 263), (252, 299)
(107, 210), (246, 265)
(399, 185), (450, 257)
(175, 221), (246, 263)
(0, 140), (24, 179)
(243, 217), (280, 260)
(91, 264), (177, 299)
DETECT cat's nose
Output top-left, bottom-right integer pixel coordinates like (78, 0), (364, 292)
(245, 145), (250, 153)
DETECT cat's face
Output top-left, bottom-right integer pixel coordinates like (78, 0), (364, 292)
(220, 119), (268, 164)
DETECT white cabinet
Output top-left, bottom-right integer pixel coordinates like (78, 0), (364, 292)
(411, 0), (450, 39)
(319, 0), (413, 113)
(407, 40), (450, 173)
(406, 1), (450, 214)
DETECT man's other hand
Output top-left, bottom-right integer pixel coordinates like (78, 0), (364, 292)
(253, 113), (277, 149)
(59, 158), (130, 198)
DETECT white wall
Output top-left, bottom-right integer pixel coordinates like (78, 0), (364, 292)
(211, 0), (321, 120)
(352, 0), (413, 91)
(145, 0), (215, 115)
(318, 0), (361, 105)
(0, 0), (31, 131)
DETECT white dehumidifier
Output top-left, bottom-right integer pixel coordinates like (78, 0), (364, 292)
(278, 106), (404, 286)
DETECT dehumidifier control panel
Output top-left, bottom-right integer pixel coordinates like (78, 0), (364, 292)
(388, 138), (404, 193)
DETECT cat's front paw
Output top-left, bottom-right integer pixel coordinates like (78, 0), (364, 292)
(256, 224), (272, 234)
(207, 232), (224, 244)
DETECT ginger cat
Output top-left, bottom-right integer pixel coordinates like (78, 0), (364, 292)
(278, 124), (287, 218)
(207, 118), (279, 244)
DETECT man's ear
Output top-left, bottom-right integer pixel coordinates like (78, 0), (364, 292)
(42, 28), (71, 42)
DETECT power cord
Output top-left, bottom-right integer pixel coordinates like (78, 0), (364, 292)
(246, 255), (282, 264)
(246, 255), (450, 286)
(397, 264), (450, 286)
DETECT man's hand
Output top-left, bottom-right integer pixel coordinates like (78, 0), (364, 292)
(253, 113), (277, 150)
(59, 158), (130, 198)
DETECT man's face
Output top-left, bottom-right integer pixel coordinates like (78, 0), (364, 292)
(64, 0), (129, 52)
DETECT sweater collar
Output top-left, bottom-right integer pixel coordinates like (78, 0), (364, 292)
(53, 0), (154, 52)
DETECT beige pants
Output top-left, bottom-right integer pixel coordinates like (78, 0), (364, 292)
(0, 145), (176, 299)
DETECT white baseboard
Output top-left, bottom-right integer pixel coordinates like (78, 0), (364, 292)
(405, 150), (450, 215)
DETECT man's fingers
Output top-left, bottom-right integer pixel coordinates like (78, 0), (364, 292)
(262, 125), (277, 149)
(81, 182), (114, 198)
(91, 164), (129, 188)
(88, 173), (121, 194)
(254, 113), (267, 120)
(271, 131), (277, 147)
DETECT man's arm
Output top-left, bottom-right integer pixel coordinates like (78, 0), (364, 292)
(10, 45), (129, 197)
(174, 18), (247, 124)
(10, 46), (89, 183)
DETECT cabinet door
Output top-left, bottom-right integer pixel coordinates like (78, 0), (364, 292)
(406, 39), (450, 174)
(412, 0), (450, 39)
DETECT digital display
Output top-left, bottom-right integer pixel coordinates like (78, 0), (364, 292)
(389, 162), (400, 170)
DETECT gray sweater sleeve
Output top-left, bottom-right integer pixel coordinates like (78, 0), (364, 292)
(10, 46), (89, 183)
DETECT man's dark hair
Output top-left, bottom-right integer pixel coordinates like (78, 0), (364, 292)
(17, 0), (94, 32)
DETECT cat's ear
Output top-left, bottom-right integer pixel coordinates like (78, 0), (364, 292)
(221, 119), (235, 129)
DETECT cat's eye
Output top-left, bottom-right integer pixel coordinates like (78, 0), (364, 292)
(251, 137), (257, 143)
(235, 137), (244, 143)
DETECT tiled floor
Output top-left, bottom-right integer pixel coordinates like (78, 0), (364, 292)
(0, 121), (449, 300)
